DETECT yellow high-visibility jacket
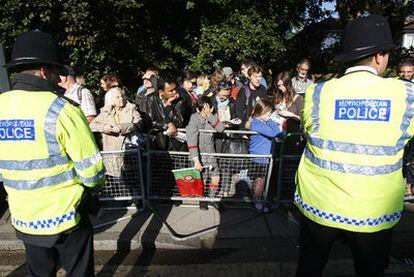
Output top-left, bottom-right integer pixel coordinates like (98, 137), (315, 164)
(0, 87), (105, 235)
(295, 71), (414, 233)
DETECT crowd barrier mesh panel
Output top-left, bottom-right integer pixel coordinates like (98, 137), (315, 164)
(276, 133), (306, 202)
(279, 157), (301, 201)
(99, 150), (143, 201)
(148, 152), (270, 201)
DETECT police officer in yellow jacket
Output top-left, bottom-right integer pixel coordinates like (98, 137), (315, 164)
(0, 30), (105, 276)
(295, 15), (414, 277)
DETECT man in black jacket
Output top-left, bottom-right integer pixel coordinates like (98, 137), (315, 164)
(146, 75), (187, 151)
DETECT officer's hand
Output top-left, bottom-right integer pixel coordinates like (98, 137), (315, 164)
(103, 124), (113, 134)
(112, 125), (121, 134)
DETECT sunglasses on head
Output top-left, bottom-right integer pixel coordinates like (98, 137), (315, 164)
(218, 80), (232, 90)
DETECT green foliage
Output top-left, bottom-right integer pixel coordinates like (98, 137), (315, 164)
(190, 8), (286, 72)
(0, 0), (411, 91)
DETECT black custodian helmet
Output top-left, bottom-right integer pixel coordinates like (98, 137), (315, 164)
(334, 14), (396, 63)
(5, 30), (66, 73)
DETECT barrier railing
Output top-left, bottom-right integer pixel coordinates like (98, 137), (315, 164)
(143, 128), (274, 240)
(99, 149), (145, 202)
(275, 132), (305, 203)
(146, 129), (273, 203)
(96, 131), (304, 205)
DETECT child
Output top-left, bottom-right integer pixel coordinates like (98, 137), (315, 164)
(249, 100), (282, 211)
(186, 96), (225, 197)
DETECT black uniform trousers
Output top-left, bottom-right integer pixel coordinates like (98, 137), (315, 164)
(296, 216), (392, 277)
(24, 224), (94, 277)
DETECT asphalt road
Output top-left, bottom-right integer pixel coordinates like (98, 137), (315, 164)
(2, 244), (414, 276)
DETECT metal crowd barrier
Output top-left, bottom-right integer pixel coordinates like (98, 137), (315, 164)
(275, 132), (305, 203)
(99, 149), (145, 202)
(96, 131), (304, 206)
(273, 132), (414, 206)
(146, 129), (273, 204)
(93, 149), (146, 230)
(143, 128), (274, 240)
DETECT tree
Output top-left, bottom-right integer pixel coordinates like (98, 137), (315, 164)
(0, 0), (318, 91)
(0, 0), (411, 91)
(286, 0), (414, 76)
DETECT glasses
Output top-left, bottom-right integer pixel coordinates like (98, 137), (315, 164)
(218, 80), (232, 90)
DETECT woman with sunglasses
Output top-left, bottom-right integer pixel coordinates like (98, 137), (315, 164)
(213, 81), (244, 146)
(210, 80), (237, 125)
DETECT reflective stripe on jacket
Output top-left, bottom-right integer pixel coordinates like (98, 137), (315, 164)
(295, 71), (414, 233)
(0, 89), (105, 235)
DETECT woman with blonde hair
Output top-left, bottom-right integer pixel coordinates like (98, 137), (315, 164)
(96, 74), (124, 111)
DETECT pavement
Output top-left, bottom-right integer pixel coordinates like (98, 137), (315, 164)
(1, 201), (414, 276)
(0, 201), (301, 251)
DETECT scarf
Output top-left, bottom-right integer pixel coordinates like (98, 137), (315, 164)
(216, 96), (230, 110)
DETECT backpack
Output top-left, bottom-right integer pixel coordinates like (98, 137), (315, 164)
(76, 86), (84, 103)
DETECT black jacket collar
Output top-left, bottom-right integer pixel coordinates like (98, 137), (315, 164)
(12, 73), (57, 92)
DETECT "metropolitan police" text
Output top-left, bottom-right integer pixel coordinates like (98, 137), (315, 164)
(334, 99), (391, 122)
(0, 119), (36, 141)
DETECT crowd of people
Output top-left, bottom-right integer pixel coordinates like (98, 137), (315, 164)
(59, 58), (317, 210)
(66, 59), (315, 152)
(75, 57), (414, 156)
(59, 56), (414, 208)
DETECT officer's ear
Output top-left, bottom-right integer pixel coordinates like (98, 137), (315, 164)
(374, 51), (390, 74)
(373, 51), (389, 65)
(42, 66), (63, 85)
(38, 67), (48, 80)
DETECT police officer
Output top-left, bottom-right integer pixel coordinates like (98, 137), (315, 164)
(295, 15), (414, 277)
(0, 30), (105, 276)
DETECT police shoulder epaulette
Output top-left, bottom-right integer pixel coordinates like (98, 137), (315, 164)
(60, 95), (80, 107)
